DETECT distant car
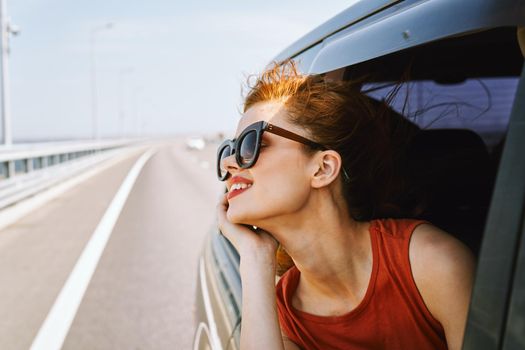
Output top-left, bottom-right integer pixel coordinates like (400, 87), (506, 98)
(193, 1), (525, 349)
(186, 137), (206, 151)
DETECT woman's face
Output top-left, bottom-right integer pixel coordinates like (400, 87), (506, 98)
(222, 101), (317, 226)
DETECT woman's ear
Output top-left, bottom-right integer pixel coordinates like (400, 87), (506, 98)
(311, 150), (342, 188)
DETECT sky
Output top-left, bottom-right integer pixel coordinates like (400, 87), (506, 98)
(6, 0), (355, 142)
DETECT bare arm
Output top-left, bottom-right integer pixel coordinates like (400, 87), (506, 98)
(410, 224), (476, 350)
(217, 193), (289, 350)
(238, 248), (285, 349)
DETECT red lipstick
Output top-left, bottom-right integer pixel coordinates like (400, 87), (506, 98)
(227, 176), (253, 200)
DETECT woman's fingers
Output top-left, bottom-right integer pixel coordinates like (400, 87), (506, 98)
(254, 228), (279, 251)
(216, 193), (254, 249)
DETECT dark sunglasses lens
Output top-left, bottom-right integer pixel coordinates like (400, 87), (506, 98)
(218, 145), (231, 179)
(239, 131), (257, 165)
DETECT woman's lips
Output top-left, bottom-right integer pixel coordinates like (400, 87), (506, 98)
(227, 185), (251, 200)
(227, 176), (253, 200)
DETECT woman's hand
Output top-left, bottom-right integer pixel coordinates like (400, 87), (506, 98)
(216, 193), (278, 267)
(217, 193), (287, 350)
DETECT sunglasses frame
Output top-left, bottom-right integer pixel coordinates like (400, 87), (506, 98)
(217, 121), (327, 181)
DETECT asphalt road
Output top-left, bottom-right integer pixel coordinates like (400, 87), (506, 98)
(0, 140), (222, 350)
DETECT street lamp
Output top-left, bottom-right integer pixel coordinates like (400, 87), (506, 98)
(0, 0), (19, 146)
(90, 22), (113, 140)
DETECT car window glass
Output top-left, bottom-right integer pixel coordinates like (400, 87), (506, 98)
(363, 77), (519, 150)
(358, 76), (520, 256)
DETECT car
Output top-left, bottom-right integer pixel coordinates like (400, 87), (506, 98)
(193, 0), (525, 349)
(186, 137), (206, 151)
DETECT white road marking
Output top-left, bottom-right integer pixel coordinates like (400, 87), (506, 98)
(29, 149), (156, 350)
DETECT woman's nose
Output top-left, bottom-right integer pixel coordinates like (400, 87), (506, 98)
(221, 153), (239, 175)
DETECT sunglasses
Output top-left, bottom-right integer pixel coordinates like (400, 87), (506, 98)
(217, 121), (327, 181)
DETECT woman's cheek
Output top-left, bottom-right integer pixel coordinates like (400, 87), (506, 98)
(257, 175), (310, 214)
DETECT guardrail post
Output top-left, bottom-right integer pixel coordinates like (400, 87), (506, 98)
(0, 161), (6, 179)
(7, 159), (13, 178)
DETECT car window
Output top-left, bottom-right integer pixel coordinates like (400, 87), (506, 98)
(357, 76), (520, 256)
(363, 78), (519, 150)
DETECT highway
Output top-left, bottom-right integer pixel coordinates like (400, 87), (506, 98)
(0, 140), (222, 350)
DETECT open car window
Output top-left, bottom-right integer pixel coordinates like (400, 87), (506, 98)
(364, 77), (518, 150)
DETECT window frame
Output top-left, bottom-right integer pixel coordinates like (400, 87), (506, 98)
(463, 65), (525, 350)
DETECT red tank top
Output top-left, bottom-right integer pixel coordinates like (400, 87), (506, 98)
(276, 218), (448, 350)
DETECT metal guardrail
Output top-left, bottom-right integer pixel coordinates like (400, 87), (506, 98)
(0, 139), (139, 210)
(0, 139), (135, 178)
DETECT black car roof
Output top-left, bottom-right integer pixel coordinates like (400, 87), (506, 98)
(273, 0), (525, 74)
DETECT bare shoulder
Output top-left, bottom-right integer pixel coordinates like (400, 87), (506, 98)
(409, 223), (476, 286)
(409, 223), (476, 349)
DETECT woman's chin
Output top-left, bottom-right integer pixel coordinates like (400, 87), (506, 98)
(226, 209), (246, 224)
(226, 207), (257, 225)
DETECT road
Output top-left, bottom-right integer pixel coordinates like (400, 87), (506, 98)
(0, 140), (222, 350)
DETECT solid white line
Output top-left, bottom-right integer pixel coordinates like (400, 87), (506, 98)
(29, 149), (156, 350)
(199, 257), (224, 350)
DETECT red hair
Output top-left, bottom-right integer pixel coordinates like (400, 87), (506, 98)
(244, 60), (420, 222)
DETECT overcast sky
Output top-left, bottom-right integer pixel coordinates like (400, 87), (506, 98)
(7, 0), (355, 141)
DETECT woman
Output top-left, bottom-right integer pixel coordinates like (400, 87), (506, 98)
(216, 61), (475, 350)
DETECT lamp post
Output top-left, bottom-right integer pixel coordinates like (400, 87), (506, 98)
(90, 22), (113, 140)
(0, 0), (19, 146)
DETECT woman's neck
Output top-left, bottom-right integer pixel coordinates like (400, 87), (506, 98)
(259, 194), (374, 301)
